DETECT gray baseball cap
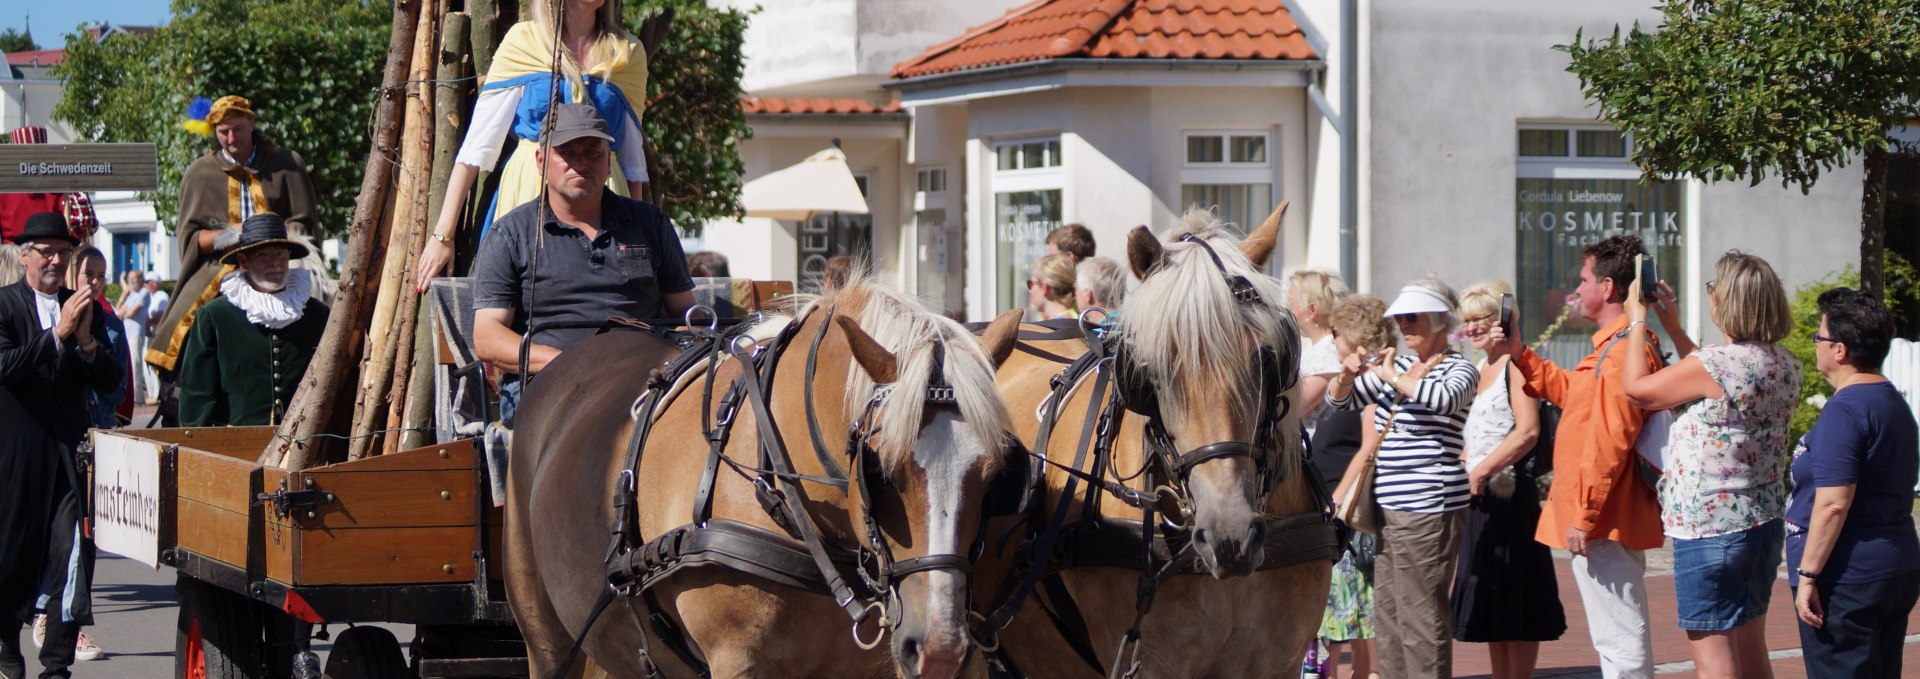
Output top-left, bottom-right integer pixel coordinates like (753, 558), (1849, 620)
(545, 103), (615, 147)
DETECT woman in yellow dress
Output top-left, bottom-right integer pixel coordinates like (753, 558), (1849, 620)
(415, 0), (651, 291)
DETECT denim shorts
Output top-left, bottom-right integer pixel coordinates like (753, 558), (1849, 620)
(1672, 519), (1784, 631)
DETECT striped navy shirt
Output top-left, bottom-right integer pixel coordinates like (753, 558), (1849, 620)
(1329, 352), (1478, 513)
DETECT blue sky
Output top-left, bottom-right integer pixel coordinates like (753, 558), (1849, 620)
(4, 1), (172, 47)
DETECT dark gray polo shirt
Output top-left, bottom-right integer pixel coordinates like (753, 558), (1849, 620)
(472, 191), (694, 351)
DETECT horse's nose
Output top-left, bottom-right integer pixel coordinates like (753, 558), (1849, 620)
(899, 628), (969, 679)
(1192, 519), (1265, 579)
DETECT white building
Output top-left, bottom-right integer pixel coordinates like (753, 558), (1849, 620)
(697, 1), (1896, 341)
(5, 26), (173, 282)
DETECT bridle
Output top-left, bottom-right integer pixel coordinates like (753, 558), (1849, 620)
(840, 340), (982, 649)
(1109, 234), (1299, 509)
(574, 307), (1004, 678)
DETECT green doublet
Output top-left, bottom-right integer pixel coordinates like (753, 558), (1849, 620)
(178, 296), (328, 427)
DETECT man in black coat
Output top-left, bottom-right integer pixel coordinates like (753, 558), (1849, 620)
(0, 213), (120, 679)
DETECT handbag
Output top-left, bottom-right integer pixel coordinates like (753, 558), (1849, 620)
(1595, 327), (1671, 492)
(1345, 531), (1379, 577)
(1334, 399), (1403, 535)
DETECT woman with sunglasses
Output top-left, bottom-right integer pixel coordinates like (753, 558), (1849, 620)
(1328, 275), (1478, 679)
(1620, 251), (1799, 679)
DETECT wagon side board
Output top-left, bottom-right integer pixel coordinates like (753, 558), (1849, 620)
(263, 438), (486, 587)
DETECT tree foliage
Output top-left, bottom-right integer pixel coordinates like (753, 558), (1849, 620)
(1782, 252), (1919, 443)
(53, 0), (749, 239)
(1560, 0), (1920, 190)
(626, 0), (751, 234)
(54, 0), (389, 239)
(0, 27), (39, 53)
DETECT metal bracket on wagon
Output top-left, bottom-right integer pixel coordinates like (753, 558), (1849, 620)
(255, 477), (336, 519)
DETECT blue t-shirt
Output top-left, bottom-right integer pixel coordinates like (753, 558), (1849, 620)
(1786, 380), (1920, 586)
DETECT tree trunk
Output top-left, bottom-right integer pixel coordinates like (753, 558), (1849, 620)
(350, 0), (441, 460)
(468, 0), (501, 79)
(397, 12), (474, 453)
(1863, 143), (1890, 302)
(266, 0), (422, 469)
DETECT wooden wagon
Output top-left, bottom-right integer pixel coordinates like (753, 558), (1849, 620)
(89, 277), (793, 679)
(94, 424), (519, 679)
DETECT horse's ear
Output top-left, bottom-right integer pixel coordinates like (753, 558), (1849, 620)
(835, 315), (898, 384)
(1241, 200), (1287, 267)
(1127, 226), (1164, 280)
(978, 309), (1023, 369)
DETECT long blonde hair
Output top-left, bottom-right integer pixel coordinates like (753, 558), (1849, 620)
(530, 0), (640, 86)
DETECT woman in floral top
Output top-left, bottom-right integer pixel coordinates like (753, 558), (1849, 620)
(1621, 251), (1800, 679)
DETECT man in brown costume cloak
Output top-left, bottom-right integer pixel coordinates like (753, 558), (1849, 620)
(145, 96), (317, 417)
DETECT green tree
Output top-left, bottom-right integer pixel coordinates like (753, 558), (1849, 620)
(625, 0), (751, 234)
(54, 0), (389, 240)
(1561, 0), (1920, 299)
(0, 27), (38, 53)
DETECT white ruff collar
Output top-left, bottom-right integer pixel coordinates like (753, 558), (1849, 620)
(220, 268), (312, 329)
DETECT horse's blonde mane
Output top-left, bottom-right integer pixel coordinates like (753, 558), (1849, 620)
(1117, 208), (1302, 465)
(749, 276), (1011, 476)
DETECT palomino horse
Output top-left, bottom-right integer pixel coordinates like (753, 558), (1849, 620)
(977, 205), (1337, 677)
(508, 280), (1023, 679)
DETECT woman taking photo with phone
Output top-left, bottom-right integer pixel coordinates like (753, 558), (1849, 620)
(1328, 276), (1477, 679)
(1620, 251), (1799, 679)
(1449, 280), (1564, 679)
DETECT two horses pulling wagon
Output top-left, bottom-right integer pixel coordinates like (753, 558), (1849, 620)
(99, 204), (1339, 678)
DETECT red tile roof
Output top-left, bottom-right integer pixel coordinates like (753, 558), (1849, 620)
(892, 0), (1316, 80)
(6, 49), (65, 66)
(741, 97), (903, 116)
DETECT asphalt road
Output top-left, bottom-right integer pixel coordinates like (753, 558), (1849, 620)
(23, 554), (414, 678)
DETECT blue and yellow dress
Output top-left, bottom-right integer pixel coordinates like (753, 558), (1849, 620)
(456, 21), (651, 237)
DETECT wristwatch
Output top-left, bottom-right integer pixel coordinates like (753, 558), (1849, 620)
(431, 232), (452, 244)
(1796, 568), (1820, 579)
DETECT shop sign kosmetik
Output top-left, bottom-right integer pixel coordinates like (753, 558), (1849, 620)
(1515, 182), (1685, 248)
(0, 144), (159, 192)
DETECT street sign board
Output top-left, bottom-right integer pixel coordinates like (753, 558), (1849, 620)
(0, 143), (159, 192)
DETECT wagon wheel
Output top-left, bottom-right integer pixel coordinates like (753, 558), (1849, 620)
(323, 626), (410, 679)
(175, 573), (265, 679)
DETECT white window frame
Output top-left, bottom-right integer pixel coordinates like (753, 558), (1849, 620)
(992, 137), (1065, 179)
(1516, 124), (1642, 180)
(1182, 130), (1272, 173)
(915, 167), (949, 212)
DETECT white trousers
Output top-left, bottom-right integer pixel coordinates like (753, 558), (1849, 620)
(121, 321), (147, 403)
(1570, 540), (1654, 679)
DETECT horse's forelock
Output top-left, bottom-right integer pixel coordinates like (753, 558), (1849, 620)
(836, 283), (1011, 478)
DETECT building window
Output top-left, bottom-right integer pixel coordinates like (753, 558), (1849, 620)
(1517, 127), (1632, 160)
(1180, 184), (1272, 237)
(994, 140), (1061, 171)
(798, 175), (872, 294)
(916, 167), (947, 193)
(1181, 130), (1276, 235)
(1186, 132), (1268, 166)
(992, 137), (1064, 315)
(1516, 125), (1684, 366)
(915, 167), (952, 311)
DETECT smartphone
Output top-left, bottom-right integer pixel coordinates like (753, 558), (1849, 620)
(1498, 293), (1514, 335)
(1637, 254), (1658, 302)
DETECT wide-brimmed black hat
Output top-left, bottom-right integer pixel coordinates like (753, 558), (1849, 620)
(17, 212), (79, 246)
(221, 213), (310, 264)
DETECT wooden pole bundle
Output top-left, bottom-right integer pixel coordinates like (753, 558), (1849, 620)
(396, 11), (474, 454)
(265, 0), (424, 469)
(349, 0), (443, 461)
